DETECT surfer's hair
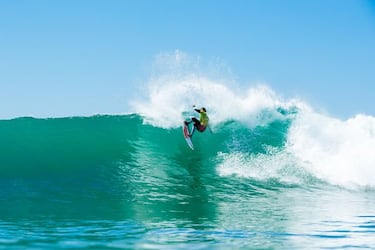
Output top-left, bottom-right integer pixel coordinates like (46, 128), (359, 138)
(202, 107), (206, 112)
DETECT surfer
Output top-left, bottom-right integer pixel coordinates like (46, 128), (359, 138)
(184, 106), (209, 137)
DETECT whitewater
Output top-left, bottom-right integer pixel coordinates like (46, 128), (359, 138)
(1, 75), (375, 249)
(134, 75), (375, 188)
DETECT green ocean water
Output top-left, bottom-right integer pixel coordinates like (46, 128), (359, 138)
(1, 114), (375, 249)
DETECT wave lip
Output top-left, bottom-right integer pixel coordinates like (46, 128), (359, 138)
(132, 74), (298, 129)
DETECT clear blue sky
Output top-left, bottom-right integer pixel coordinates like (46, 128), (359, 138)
(1, 0), (374, 119)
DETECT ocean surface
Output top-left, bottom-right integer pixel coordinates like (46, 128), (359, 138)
(1, 83), (375, 249)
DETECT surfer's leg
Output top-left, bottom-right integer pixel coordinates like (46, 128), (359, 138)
(191, 117), (199, 125)
(190, 117), (201, 137)
(190, 118), (200, 137)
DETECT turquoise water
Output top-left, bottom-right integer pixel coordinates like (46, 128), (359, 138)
(1, 114), (375, 249)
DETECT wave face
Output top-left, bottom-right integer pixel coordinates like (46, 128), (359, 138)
(0, 111), (292, 181)
(2, 83), (375, 219)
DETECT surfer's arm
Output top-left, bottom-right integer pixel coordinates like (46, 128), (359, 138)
(192, 105), (201, 113)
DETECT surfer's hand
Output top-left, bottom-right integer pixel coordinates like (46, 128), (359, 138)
(192, 105), (196, 108)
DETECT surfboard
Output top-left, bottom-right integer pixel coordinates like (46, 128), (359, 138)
(182, 122), (194, 150)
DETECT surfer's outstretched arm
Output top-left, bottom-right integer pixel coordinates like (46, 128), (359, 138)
(192, 105), (201, 114)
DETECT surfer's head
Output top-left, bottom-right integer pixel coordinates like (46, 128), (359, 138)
(201, 107), (206, 113)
